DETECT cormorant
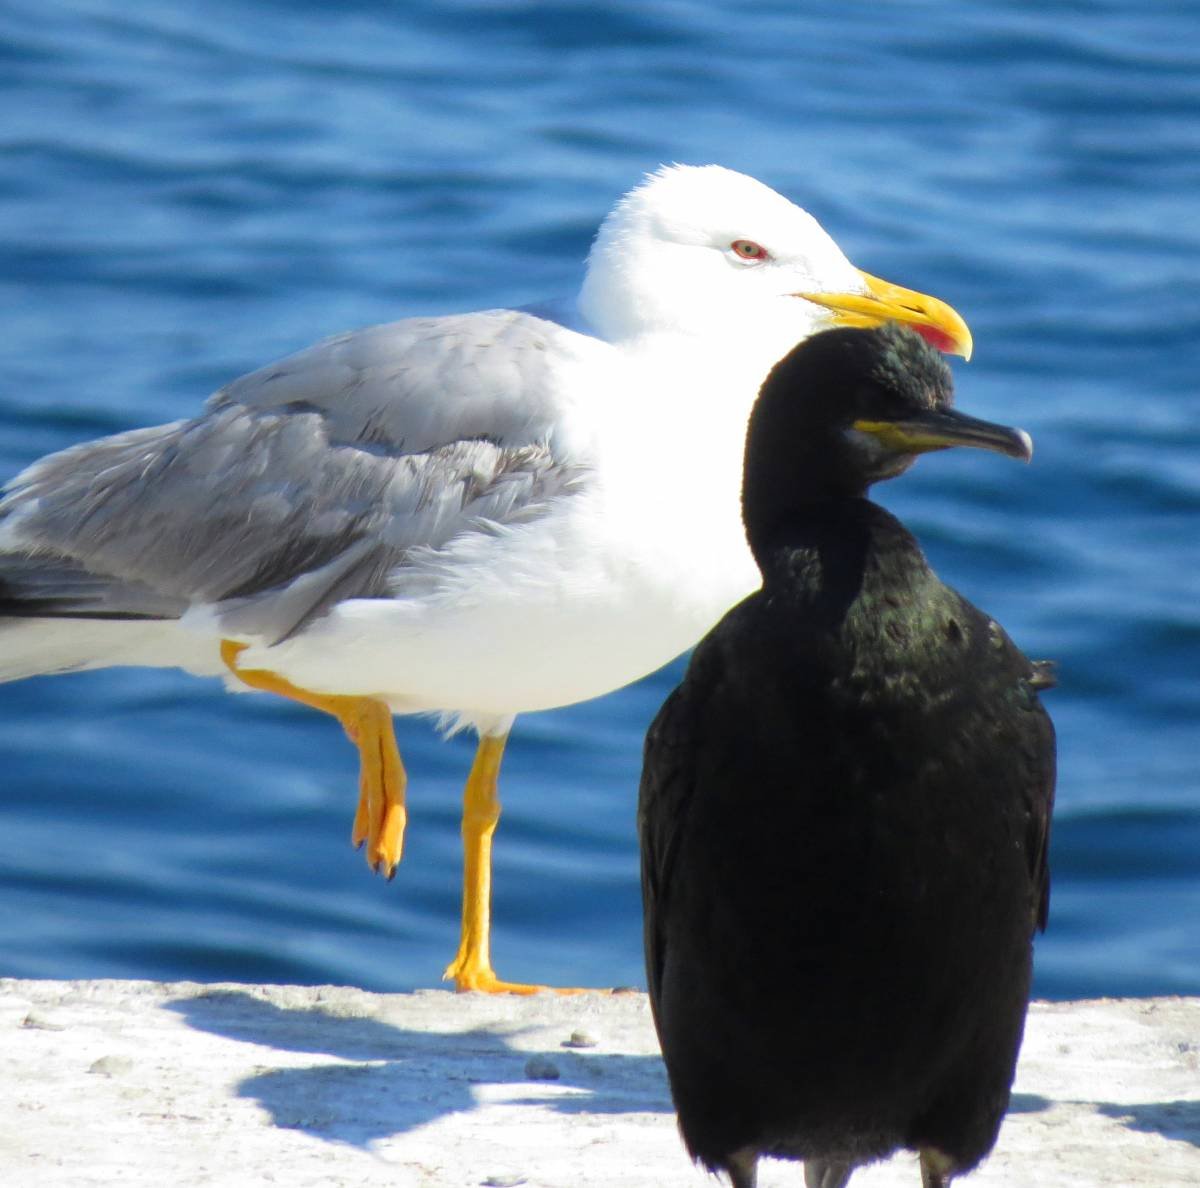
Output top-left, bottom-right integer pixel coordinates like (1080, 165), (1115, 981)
(639, 323), (1055, 1187)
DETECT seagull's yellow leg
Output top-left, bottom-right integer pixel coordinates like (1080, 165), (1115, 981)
(220, 640), (406, 878)
(443, 732), (589, 995)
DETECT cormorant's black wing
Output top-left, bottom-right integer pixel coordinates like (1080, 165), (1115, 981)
(1023, 667), (1057, 934)
(966, 608), (1058, 937)
(639, 680), (702, 1010)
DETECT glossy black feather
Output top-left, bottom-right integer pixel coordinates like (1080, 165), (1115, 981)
(639, 324), (1056, 1187)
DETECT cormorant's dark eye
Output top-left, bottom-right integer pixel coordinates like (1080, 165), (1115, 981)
(731, 239), (770, 264)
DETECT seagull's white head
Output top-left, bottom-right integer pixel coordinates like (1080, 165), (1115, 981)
(578, 164), (971, 360)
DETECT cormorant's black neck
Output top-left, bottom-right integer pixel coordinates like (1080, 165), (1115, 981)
(739, 339), (884, 576)
(737, 328), (939, 624)
(740, 397), (890, 613)
(750, 496), (918, 629)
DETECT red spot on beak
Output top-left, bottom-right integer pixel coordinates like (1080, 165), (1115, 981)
(913, 323), (957, 354)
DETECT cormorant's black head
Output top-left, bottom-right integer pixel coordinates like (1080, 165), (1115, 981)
(742, 323), (1031, 555)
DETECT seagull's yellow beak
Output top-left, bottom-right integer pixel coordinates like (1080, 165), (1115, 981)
(798, 270), (973, 360)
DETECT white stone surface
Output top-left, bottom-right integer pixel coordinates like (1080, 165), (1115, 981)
(0, 980), (1197, 1187)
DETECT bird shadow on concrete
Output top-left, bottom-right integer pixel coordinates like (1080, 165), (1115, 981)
(1096, 1100), (1200, 1149)
(166, 989), (672, 1149)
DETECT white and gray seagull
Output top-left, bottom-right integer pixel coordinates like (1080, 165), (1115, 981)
(0, 164), (972, 993)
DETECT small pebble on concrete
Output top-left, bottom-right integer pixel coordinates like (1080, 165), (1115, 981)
(563, 1029), (599, 1048)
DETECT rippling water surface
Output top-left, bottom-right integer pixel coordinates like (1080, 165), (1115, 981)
(2, 1), (1198, 998)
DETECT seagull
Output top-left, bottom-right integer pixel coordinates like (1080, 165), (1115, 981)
(639, 324), (1054, 1187)
(0, 165), (972, 994)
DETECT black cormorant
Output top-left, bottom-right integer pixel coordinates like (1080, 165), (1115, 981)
(639, 323), (1056, 1188)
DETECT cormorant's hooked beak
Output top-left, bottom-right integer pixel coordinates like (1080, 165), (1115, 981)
(798, 271), (974, 360)
(852, 407), (1033, 462)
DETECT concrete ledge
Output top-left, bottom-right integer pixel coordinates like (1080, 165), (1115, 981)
(1, 980), (1197, 1186)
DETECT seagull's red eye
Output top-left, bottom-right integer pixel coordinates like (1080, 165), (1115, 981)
(731, 239), (769, 262)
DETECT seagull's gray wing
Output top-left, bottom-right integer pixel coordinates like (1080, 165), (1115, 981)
(0, 310), (594, 645)
(215, 309), (580, 453)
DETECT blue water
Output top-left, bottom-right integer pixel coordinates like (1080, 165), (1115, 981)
(1, 1), (1198, 1000)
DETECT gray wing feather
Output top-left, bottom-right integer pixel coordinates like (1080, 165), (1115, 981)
(214, 309), (574, 453)
(0, 553), (186, 619)
(0, 310), (593, 643)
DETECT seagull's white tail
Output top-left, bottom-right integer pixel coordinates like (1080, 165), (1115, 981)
(0, 617), (222, 683)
